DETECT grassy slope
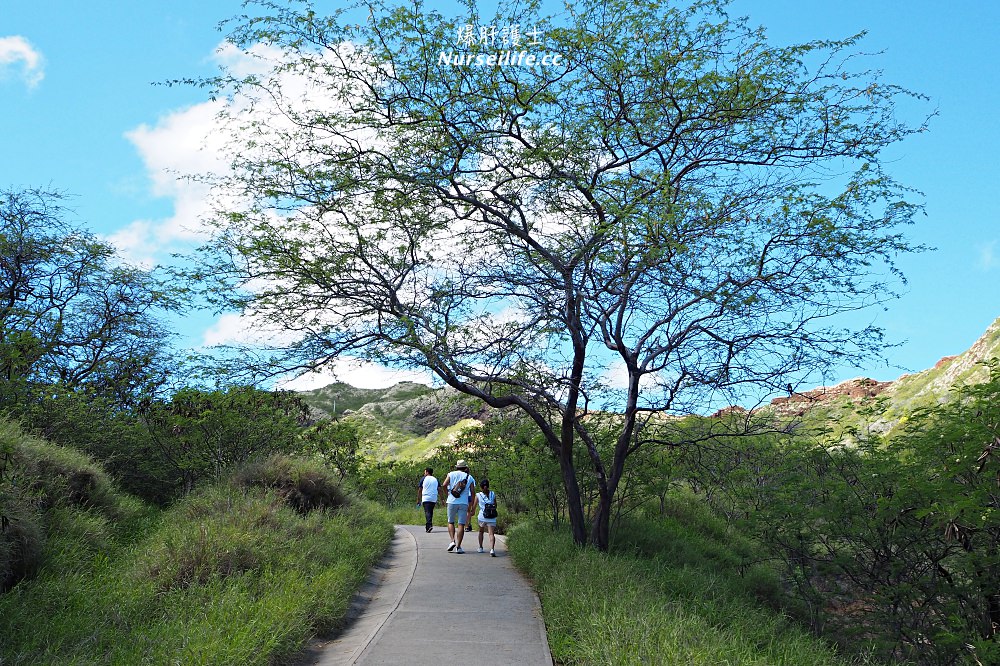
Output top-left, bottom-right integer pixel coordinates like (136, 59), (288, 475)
(300, 380), (487, 460)
(783, 317), (1000, 442)
(508, 494), (861, 666)
(0, 426), (393, 666)
(345, 412), (483, 460)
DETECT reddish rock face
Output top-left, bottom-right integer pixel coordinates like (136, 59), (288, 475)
(934, 355), (958, 369)
(710, 378), (894, 418)
(769, 378), (893, 413)
(710, 405), (748, 418)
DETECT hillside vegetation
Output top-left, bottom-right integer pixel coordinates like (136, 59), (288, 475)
(0, 419), (393, 665)
(299, 381), (489, 459)
(509, 499), (857, 665)
(761, 316), (1000, 442)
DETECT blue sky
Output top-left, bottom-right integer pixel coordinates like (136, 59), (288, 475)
(2, 1), (998, 390)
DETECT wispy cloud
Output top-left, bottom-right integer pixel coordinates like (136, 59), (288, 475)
(115, 99), (227, 266)
(979, 240), (997, 271)
(277, 358), (434, 391)
(0, 36), (44, 89)
(116, 40), (349, 266)
(200, 311), (434, 390)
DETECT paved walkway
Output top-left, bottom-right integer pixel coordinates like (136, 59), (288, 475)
(301, 525), (552, 665)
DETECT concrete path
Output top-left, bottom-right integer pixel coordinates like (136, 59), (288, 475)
(303, 525), (552, 665)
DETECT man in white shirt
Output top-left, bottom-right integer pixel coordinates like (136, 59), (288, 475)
(417, 467), (439, 533)
(442, 459), (476, 553)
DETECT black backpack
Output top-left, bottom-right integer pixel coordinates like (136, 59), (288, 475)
(483, 491), (498, 518)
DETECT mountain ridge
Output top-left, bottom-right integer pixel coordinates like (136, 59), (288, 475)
(297, 316), (1000, 449)
(761, 315), (1000, 435)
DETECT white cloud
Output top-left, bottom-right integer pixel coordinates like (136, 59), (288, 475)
(114, 100), (227, 265)
(202, 311), (435, 390)
(598, 357), (659, 391)
(278, 358), (434, 391)
(115, 40), (361, 266)
(979, 240), (997, 271)
(0, 36), (44, 89)
(201, 312), (304, 348)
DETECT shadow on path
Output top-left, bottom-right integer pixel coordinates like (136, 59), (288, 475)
(300, 525), (552, 665)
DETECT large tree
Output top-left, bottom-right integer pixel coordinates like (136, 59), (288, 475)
(190, 0), (927, 549)
(0, 187), (178, 410)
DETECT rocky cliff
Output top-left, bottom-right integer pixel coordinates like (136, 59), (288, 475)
(761, 316), (1000, 433)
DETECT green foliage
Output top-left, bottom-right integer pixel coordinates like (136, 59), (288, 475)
(18, 384), (315, 507)
(507, 505), (854, 665)
(0, 454), (393, 665)
(299, 417), (362, 480)
(0, 186), (179, 411)
(16, 387), (153, 489)
(140, 386), (310, 497)
(666, 362), (1000, 664)
(355, 458), (427, 508)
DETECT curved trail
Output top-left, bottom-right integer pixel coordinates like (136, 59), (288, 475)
(304, 525), (552, 665)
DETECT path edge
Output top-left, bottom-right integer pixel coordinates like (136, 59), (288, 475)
(305, 524), (418, 665)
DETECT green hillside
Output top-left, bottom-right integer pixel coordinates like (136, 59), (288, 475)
(0, 417), (393, 664)
(769, 316), (1000, 442)
(298, 381), (490, 459)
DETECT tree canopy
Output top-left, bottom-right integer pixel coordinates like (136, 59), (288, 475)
(189, 0), (928, 548)
(0, 187), (179, 410)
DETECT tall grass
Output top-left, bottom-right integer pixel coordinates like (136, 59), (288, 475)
(0, 453), (393, 665)
(508, 494), (874, 666)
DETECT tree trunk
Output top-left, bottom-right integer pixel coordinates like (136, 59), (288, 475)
(589, 489), (612, 551)
(557, 440), (588, 546)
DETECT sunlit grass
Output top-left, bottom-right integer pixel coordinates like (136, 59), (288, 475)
(0, 458), (393, 665)
(508, 495), (872, 666)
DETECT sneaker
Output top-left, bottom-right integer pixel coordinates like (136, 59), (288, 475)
(447, 541), (456, 552)
(490, 549), (496, 557)
(477, 547), (484, 553)
(466, 525), (473, 532)
(426, 526), (432, 533)
(455, 547), (464, 554)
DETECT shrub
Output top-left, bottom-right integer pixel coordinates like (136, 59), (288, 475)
(1, 472), (393, 665)
(508, 517), (851, 666)
(0, 418), (125, 591)
(18, 438), (118, 512)
(232, 454), (348, 514)
(0, 500), (43, 592)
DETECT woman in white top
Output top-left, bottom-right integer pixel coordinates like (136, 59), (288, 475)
(471, 478), (498, 557)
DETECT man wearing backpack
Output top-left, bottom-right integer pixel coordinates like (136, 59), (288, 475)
(442, 459), (476, 554)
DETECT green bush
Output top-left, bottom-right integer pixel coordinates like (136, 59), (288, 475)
(0, 456), (394, 665)
(17, 438), (118, 512)
(508, 514), (854, 666)
(0, 499), (43, 592)
(669, 365), (1000, 664)
(233, 453), (349, 514)
(0, 418), (129, 592)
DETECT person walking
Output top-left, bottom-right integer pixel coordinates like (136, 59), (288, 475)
(465, 464), (475, 533)
(417, 467), (439, 533)
(442, 459), (476, 554)
(470, 478), (498, 557)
